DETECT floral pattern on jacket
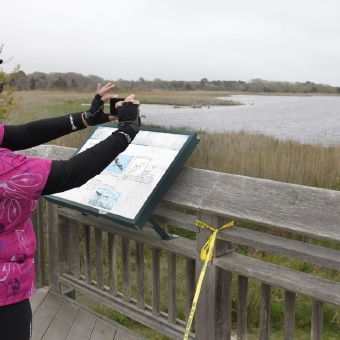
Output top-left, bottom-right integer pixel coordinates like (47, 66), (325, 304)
(0, 125), (52, 306)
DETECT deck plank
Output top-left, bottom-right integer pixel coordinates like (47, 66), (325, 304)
(114, 328), (138, 340)
(30, 288), (146, 340)
(31, 287), (49, 314)
(42, 300), (80, 340)
(66, 309), (97, 340)
(90, 318), (117, 340)
(32, 292), (63, 340)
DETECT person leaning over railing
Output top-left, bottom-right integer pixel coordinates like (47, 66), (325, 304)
(0, 82), (141, 340)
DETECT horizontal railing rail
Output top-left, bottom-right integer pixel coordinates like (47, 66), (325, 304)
(26, 145), (340, 340)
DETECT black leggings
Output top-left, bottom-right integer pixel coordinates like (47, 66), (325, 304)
(0, 299), (32, 339)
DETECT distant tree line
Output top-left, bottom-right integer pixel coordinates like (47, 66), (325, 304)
(6, 71), (340, 94)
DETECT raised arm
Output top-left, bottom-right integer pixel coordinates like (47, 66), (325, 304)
(42, 95), (140, 195)
(1, 83), (117, 151)
(2, 113), (87, 151)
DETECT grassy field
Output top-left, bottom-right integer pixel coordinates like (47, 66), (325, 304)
(4, 90), (340, 339)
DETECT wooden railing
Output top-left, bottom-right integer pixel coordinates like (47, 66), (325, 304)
(26, 145), (340, 340)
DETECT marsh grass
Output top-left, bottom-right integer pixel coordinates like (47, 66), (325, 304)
(121, 90), (239, 106)
(188, 130), (340, 190)
(7, 90), (340, 338)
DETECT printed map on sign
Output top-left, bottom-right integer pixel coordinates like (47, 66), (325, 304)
(49, 126), (199, 228)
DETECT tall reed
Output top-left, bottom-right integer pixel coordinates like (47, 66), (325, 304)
(188, 130), (340, 190)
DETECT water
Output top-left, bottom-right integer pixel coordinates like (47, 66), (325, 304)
(139, 95), (340, 146)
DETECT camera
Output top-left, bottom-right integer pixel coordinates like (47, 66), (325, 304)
(110, 98), (125, 115)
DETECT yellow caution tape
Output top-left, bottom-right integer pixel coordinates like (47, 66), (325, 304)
(183, 219), (234, 340)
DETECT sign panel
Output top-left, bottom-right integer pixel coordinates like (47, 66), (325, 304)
(46, 125), (199, 229)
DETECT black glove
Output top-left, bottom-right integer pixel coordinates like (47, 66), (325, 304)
(83, 94), (110, 126)
(116, 102), (141, 143)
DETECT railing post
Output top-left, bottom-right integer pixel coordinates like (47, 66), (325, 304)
(47, 202), (79, 296)
(260, 283), (271, 340)
(284, 290), (296, 340)
(195, 212), (233, 340)
(237, 275), (249, 339)
(312, 300), (324, 340)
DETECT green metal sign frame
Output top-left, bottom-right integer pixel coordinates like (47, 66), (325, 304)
(46, 125), (199, 230)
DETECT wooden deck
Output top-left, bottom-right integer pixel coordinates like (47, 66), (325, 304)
(30, 288), (146, 340)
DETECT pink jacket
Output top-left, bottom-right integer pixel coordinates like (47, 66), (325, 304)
(0, 125), (52, 306)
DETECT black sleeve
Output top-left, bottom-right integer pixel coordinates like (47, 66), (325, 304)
(42, 130), (129, 195)
(1, 113), (86, 151)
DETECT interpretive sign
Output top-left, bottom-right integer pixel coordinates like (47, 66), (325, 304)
(46, 125), (199, 229)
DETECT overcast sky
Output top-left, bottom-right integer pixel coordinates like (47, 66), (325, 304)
(2, 0), (340, 86)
